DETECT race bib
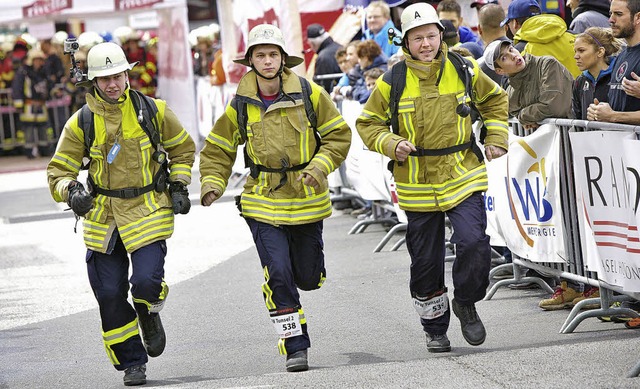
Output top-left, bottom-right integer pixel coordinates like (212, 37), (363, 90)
(413, 292), (449, 320)
(270, 309), (303, 339)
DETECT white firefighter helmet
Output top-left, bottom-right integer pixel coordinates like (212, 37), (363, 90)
(400, 3), (444, 39)
(87, 42), (137, 80)
(51, 31), (69, 45)
(233, 24), (303, 68)
(78, 31), (104, 51)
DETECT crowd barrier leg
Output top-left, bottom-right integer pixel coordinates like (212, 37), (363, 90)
(373, 222), (406, 252)
(390, 236), (406, 251)
(628, 359), (640, 378)
(484, 259), (555, 300)
(347, 201), (397, 235)
(560, 287), (637, 334)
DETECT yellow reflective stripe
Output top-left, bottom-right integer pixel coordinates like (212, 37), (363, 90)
(140, 142), (160, 213)
(298, 308), (306, 325)
(207, 132), (235, 152)
(262, 266), (276, 310)
(476, 83), (503, 103)
(240, 192), (332, 223)
(403, 112), (419, 183)
(485, 120), (509, 134)
(164, 129), (190, 148)
(170, 164), (192, 182)
(299, 128), (310, 163)
(359, 109), (387, 122)
(119, 209), (174, 247)
(50, 152), (82, 172)
(202, 175), (226, 189)
(374, 131), (394, 154)
(314, 153), (334, 173)
(87, 194), (108, 222)
(278, 338), (287, 355)
(318, 272), (325, 288)
(53, 178), (73, 202)
(398, 179), (488, 209)
(102, 318), (140, 365)
(316, 115), (345, 136)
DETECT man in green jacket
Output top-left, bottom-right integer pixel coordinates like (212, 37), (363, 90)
(356, 3), (509, 353)
(199, 24), (351, 372)
(485, 40), (573, 130)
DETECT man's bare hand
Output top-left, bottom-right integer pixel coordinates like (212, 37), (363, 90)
(297, 173), (320, 190)
(395, 140), (416, 162)
(202, 189), (221, 206)
(485, 145), (507, 162)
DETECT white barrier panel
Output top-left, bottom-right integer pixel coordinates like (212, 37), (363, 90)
(485, 123), (566, 262)
(341, 99), (390, 201)
(570, 130), (640, 292)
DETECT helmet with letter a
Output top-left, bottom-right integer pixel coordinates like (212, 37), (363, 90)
(87, 42), (138, 80)
(233, 24), (304, 68)
(400, 3), (444, 39)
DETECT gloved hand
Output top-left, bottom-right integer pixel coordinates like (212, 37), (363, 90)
(67, 180), (94, 216)
(169, 181), (191, 215)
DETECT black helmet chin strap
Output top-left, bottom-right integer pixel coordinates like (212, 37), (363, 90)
(251, 62), (284, 80)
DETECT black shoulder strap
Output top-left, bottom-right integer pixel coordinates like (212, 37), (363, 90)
(130, 89), (160, 149)
(235, 96), (250, 143)
(383, 60), (407, 135)
(298, 76), (317, 130)
(448, 51), (488, 144)
(78, 104), (94, 154)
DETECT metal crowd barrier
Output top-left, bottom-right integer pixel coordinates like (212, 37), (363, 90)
(486, 118), (640, 329)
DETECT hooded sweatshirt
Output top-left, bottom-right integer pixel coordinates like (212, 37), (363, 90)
(514, 14), (581, 78)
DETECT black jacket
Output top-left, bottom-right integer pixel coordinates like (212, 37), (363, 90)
(313, 37), (343, 93)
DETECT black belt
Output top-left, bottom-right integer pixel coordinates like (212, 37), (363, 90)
(249, 158), (310, 191)
(408, 134), (484, 162)
(88, 169), (167, 199)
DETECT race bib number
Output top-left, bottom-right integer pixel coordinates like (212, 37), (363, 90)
(270, 310), (303, 339)
(413, 292), (449, 320)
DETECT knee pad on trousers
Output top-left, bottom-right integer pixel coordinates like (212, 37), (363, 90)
(413, 288), (449, 320)
(270, 306), (305, 339)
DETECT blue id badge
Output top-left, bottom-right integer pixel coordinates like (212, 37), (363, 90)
(107, 142), (121, 164)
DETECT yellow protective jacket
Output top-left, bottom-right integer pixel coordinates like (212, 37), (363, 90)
(356, 46), (509, 212)
(199, 67), (351, 226)
(514, 14), (581, 78)
(47, 88), (196, 253)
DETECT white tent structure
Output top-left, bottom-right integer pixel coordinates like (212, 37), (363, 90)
(0, 0), (198, 145)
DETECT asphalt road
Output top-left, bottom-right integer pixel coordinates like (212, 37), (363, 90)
(0, 161), (638, 388)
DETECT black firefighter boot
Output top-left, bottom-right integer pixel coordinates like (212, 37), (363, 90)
(135, 303), (166, 358)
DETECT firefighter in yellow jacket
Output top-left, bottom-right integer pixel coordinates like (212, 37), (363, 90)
(47, 42), (195, 386)
(356, 3), (509, 353)
(199, 24), (350, 373)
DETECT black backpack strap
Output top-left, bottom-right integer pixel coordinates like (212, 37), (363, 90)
(298, 76), (317, 130)
(78, 104), (94, 154)
(130, 89), (160, 149)
(447, 51), (488, 145)
(383, 60), (407, 135)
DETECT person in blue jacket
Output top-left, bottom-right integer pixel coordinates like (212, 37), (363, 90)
(362, 0), (400, 58)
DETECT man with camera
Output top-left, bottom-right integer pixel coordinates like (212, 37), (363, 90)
(47, 41), (195, 386)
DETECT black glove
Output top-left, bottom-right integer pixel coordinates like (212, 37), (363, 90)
(169, 181), (191, 215)
(67, 180), (94, 216)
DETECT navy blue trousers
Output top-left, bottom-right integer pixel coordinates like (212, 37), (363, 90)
(245, 218), (325, 354)
(405, 192), (491, 335)
(86, 232), (166, 370)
